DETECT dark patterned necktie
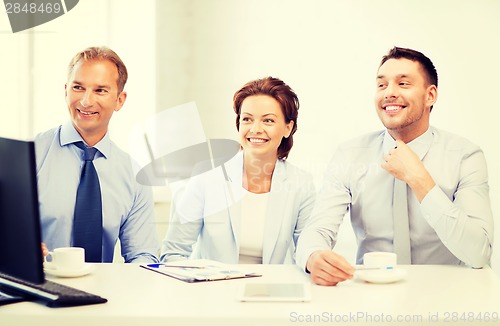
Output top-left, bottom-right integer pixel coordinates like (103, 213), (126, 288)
(73, 141), (103, 262)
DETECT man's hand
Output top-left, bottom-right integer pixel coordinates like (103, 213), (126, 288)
(382, 139), (435, 202)
(41, 243), (49, 257)
(306, 250), (355, 286)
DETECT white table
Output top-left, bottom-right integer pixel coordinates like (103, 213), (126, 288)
(1, 264), (499, 325)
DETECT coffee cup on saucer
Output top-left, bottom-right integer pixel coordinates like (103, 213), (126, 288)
(363, 252), (397, 268)
(45, 247), (85, 271)
(357, 252), (406, 284)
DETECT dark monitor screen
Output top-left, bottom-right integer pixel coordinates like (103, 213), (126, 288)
(0, 137), (44, 284)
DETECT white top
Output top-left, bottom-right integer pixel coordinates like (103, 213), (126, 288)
(239, 190), (270, 264)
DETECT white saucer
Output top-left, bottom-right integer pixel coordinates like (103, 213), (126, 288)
(44, 263), (95, 278)
(356, 268), (407, 284)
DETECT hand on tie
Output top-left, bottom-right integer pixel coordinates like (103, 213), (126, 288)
(382, 139), (435, 202)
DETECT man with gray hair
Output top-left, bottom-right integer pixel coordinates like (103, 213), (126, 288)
(36, 46), (159, 263)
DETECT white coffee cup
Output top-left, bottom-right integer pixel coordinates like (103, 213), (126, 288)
(363, 252), (397, 268)
(46, 247), (85, 271)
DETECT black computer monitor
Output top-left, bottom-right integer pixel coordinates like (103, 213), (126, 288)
(0, 136), (44, 284)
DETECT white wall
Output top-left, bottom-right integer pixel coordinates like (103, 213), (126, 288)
(1, 0), (499, 273)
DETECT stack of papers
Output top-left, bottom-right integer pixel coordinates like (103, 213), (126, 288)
(140, 259), (262, 283)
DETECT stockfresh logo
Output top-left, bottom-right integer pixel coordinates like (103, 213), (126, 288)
(129, 103), (243, 220)
(4, 0), (79, 33)
(130, 102), (240, 187)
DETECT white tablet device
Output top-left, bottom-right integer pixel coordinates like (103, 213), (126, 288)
(238, 282), (311, 302)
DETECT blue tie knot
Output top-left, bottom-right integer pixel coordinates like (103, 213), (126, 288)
(74, 141), (98, 161)
(83, 147), (98, 161)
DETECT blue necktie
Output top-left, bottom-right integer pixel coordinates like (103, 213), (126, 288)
(73, 142), (103, 262)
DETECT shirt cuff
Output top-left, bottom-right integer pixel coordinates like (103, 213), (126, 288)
(127, 254), (159, 264)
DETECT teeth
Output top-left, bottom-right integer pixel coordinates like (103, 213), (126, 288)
(385, 105), (402, 111)
(249, 138), (267, 143)
(79, 110), (96, 115)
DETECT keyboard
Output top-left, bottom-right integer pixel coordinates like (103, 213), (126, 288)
(0, 288), (26, 306)
(0, 271), (107, 307)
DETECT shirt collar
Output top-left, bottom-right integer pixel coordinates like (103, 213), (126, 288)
(60, 122), (111, 159)
(383, 127), (434, 160)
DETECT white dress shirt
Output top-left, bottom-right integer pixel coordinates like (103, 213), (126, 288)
(297, 126), (493, 269)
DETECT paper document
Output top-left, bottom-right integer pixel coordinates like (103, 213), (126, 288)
(140, 259), (262, 283)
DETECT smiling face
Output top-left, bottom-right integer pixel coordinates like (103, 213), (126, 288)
(65, 59), (126, 146)
(375, 58), (437, 143)
(238, 95), (294, 162)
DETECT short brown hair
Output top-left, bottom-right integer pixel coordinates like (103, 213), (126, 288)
(67, 46), (128, 94)
(233, 77), (299, 160)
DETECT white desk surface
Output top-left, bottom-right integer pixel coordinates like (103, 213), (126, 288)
(1, 264), (499, 326)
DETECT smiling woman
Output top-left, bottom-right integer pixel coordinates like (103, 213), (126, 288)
(160, 76), (316, 265)
(234, 78), (297, 193)
(238, 95), (293, 167)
